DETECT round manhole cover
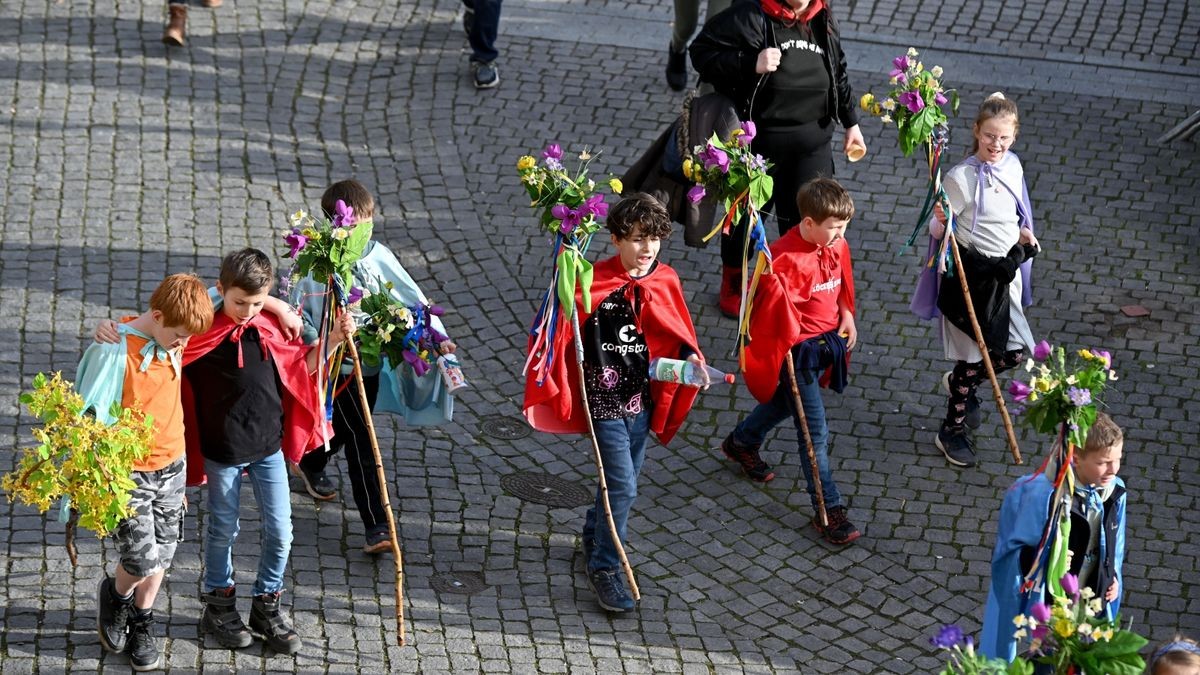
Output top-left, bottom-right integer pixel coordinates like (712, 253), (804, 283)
(479, 415), (531, 440)
(500, 472), (593, 508)
(430, 571), (490, 596)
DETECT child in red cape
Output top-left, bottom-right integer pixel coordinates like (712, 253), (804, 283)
(723, 177), (862, 545)
(182, 249), (352, 655)
(523, 193), (706, 613)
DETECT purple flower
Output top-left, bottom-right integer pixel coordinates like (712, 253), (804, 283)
(552, 203), (582, 233)
(749, 153), (768, 171)
(889, 55), (909, 82)
(1008, 379), (1032, 403)
(1033, 340), (1052, 362)
(1093, 349), (1112, 368)
(930, 625), (965, 649)
(935, 92), (948, 106)
(346, 286), (364, 305)
(542, 143), (563, 161)
(698, 143), (730, 174)
(428, 304), (445, 316)
(737, 120), (757, 146)
(402, 349), (431, 377)
(1030, 603), (1051, 624)
(1060, 573), (1080, 598)
(582, 193), (608, 219)
(284, 229), (308, 257)
(1067, 387), (1092, 407)
(1031, 624), (1049, 641)
(897, 91), (925, 114)
(687, 185), (706, 203)
(545, 157), (564, 171)
(333, 199), (355, 228)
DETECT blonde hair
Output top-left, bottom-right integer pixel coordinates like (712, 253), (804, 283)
(1148, 636), (1200, 675)
(970, 92), (1020, 154)
(150, 273), (213, 335)
(1079, 412), (1123, 457)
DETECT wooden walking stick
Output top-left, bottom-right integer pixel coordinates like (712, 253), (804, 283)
(331, 292), (407, 645)
(570, 312), (640, 600)
(945, 231), (1023, 465)
(784, 351), (828, 529)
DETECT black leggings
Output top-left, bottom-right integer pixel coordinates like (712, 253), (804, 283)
(943, 349), (1025, 431)
(299, 373), (388, 533)
(720, 119), (835, 267)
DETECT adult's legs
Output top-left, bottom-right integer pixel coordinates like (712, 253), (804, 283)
(752, 120), (836, 236)
(463, 0), (502, 64)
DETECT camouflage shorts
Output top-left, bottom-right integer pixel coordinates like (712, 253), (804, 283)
(113, 459), (186, 577)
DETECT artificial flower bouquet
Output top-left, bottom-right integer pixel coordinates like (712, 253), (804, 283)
(1008, 341), (1118, 448)
(516, 144), (621, 238)
(355, 284), (448, 377)
(281, 200), (374, 292)
(683, 121), (774, 238)
(860, 47), (960, 157)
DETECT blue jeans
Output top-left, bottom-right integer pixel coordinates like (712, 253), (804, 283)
(462, 0), (502, 63)
(733, 367), (842, 510)
(203, 451), (293, 596)
(582, 410), (650, 573)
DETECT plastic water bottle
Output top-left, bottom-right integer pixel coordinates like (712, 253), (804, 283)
(648, 357), (735, 387)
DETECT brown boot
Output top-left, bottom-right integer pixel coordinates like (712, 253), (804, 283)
(718, 266), (742, 318)
(161, 5), (186, 46)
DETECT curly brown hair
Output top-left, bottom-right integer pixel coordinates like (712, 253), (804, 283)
(606, 193), (673, 240)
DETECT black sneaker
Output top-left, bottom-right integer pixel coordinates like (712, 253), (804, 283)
(249, 592), (302, 655)
(720, 433), (775, 482)
(665, 46), (688, 91)
(363, 528), (391, 555)
(472, 60), (499, 89)
(587, 568), (635, 613)
(126, 609), (161, 672)
(200, 586), (253, 649)
(942, 371), (981, 429)
(581, 535), (594, 569)
(936, 425), (977, 467)
(291, 462), (336, 501)
(813, 505), (861, 546)
(97, 577), (134, 653)
(461, 7), (474, 35)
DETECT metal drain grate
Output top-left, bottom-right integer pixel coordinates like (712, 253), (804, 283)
(429, 571), (490, 596)
(500, 472), (593, 508)
(479, 414), (531, 440)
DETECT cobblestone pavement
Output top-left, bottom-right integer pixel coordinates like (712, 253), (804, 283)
(1, 0), (1197, 672)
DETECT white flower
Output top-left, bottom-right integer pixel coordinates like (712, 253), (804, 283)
(889, 76), (899, 85)
(907, 47), (919, 58)
(1087, 598), (1103, 615)
(1025, 358), (1035, 372)
(1078, 622), (1093, 636)
(1013, 628), (1027, 640)
(1080, 587), (1096, 600)
(332, 228), (350, 241)
(931, 66), (944, 78)
(1066, 375), (1077, 385)
(289, 209), (308, 227)
(880, 114), (893, 124)
(1013, 615), (1029, 627)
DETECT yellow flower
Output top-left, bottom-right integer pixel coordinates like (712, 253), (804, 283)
(1053, 619), (1073, 638)
(332, 228), (350, 241)
(682, 158), (695, 181)
(1013, 615), (1028, 627)
(609, 178), (623, 194)
(302, 228), (318, 238)
(516, 155), (536, 171)
(1028, 391), (1038, 402)
(859, 93), (876, 112)
(1079, 348), (1095, 360)
(915, 61), (924, 72)
(1101, 629), (1114, 641)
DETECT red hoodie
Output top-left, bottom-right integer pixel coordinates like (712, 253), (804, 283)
(180, 310), (330, 485)
(523, 256), (701, 445)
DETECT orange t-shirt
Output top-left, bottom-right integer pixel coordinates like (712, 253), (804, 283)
(122, 333), (186, 471)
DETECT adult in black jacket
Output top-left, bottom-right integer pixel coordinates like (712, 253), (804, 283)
(691, 0), (864, 316)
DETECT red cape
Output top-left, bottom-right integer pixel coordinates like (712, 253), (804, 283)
(742, 232), (855, 403)
(180, 311), (330, 485)
(523, 256), (700, 445)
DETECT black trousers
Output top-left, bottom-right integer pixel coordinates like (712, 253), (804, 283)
(721, 118), (835, 267)
(299, 373), (388, 533)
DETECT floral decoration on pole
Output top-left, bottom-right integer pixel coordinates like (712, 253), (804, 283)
(280, 203), (374, 294)
(684, 122), (775, 359)
(518, 144), (619, 385)
(1, 372), (154, 565)
(1009, 342), (1117, 449)
(860, 48), (959, 157)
